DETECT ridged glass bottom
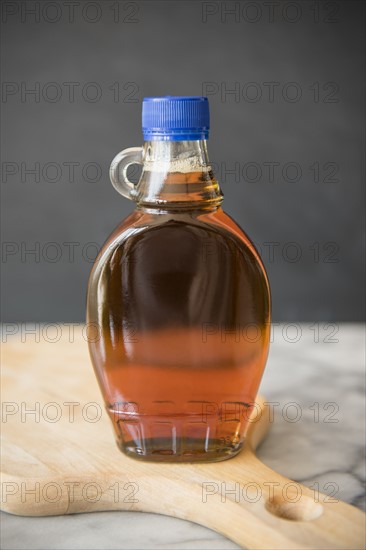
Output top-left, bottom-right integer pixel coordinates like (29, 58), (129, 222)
(118, 438), (244, 462)
(108, 408), (245, 462)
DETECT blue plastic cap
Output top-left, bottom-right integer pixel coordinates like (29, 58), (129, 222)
(142, 96), (210, 141)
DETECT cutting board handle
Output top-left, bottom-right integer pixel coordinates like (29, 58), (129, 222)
(204, 449), (366, 550)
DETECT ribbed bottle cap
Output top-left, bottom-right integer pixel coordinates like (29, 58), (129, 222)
(142, 96), (209, 141)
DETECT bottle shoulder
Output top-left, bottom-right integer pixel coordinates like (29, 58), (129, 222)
(92, 207), (268, 279)
(97, 208), (255, 254)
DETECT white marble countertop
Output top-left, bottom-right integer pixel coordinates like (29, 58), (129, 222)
(1, 323), (365, 549)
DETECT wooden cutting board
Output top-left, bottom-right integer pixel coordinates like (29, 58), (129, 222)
(1, 327), (365, 549)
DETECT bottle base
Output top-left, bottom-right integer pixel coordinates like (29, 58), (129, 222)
(116, 438), (244, 463)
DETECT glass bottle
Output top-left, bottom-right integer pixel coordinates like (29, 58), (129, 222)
(87, 97), (271, 462)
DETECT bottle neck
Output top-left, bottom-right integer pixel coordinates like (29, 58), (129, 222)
(133, 140), (223, 210)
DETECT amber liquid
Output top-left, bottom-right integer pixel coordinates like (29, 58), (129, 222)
(87, 172), (270, 462)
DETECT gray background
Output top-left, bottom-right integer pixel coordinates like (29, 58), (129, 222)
(1, 0), (365, 322)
